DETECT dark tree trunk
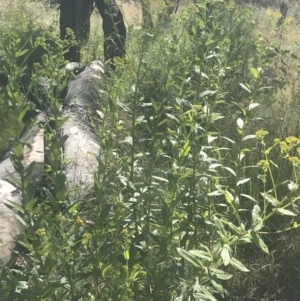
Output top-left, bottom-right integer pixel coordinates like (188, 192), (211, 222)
(76, 0), (94, 43)
(60, 0), (126, 63)
(60, 0), (80, 62)
(95, 0), (126, 62)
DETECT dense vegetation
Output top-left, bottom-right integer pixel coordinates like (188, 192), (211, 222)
(1, 0), (300, 300)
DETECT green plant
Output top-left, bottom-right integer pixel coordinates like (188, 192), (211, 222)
(1, 1), (300, 300)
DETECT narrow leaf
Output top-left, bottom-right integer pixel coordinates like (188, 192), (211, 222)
(239, 83), (251, 93)
(229, 257), (249, 272)
(251, 231), (269, 253)
(277, 208), (297, 216)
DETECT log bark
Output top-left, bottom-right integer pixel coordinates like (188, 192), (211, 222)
(0, 180), (23, 268)
(95, 0), (127, 61)
(63, 60), (105, 201)
(0, 61), (106, 268)
(0, 114), (45, 181)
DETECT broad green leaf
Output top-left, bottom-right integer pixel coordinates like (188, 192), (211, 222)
(221, 245), (231, 266)
(211, 276), (224, 295)
(237, 178), (250, 186)
(209, 163), (222, 169)
(208, 136), (218, 143)
(14, 143), (24, 158)
(214, 217), (227, 237)
(124, 250), (130, 260)
(222, 167), (236, 176)
(230, 257), (249, 272)
(225, 190), (234, 205)
(277, 208), (297, 216)
(226, 222), (242, 234)
(248, 103), (259, 110)
(251, 231), (269, 253)
(199, 284), (219, 301)
(242, 135), (256, 141)
(252, 204), (263, 231)
(24, 198), (38, 212)
(240, 193), (257, 203)
(6, 201), (24, 214)
(189, 250), (213, 262)
(237, 118), (244, 129)
(250, 67), (259, 79)
(177, 248), (202, 268)
(192, 293), (217, 301)
(262, 193), (279, 207)
(210, 268), (232, 280)
(207, 190), (222, 196)
(16, 49), (29, 58)
(180, 141), (191, 157)
(199, 90), (217, 97)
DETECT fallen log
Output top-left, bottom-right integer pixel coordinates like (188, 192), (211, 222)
(0, 60), (106, 268)
(62, 60), (105, 201)
(0, 180), (23, 268)
(0, 114), (45, 181)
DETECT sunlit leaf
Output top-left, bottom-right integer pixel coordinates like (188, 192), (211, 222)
(252, 205), (263, 231)
(248, 103), (259, 110)
(250, 67), (259, 79)
(262, 193), (279, 207)
(199, 90), (217, 97)
(237, 178), (250, 186)
(230, 257), (249, 272)
(237, 118), (244, 129)
(240, 194), (257, 203)
(190, 250), (213, 262)
(277, 208), (297, 216)
(177, 248), (202, 268)
(210, 268), (232, 280)
(221, 245), (231, 266)
(251, 231), (269, 253)
(222, 167), (236, 176)
(242, 135), (256, 141)
(239, 83), (251, 93)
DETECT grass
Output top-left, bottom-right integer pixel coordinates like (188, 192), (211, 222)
(1, 1), (300, 300)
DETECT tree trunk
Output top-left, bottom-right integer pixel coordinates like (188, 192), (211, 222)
(76, 0), (94, 43)
(60, 0), (80, 62)
(95, 0), (127, 62)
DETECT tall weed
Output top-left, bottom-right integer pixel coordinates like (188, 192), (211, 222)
(1, 1), (300, 300)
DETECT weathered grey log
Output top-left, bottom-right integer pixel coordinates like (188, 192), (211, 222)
(0, 114), (45, 181)
(0, 180), (23, 268)
(63, 60), (105, 201)
(0, 60), (106, 268)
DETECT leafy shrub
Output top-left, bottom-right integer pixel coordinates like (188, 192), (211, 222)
(1, 1), (300, 301)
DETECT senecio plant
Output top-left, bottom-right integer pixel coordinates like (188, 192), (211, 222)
(1, 0), (300, 301)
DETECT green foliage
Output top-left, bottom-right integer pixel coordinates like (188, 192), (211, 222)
(0, 9), (73, 154)
(1, 0), (300, 300)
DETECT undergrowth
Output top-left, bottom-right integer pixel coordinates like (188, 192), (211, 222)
(1, 0), (300, 300)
